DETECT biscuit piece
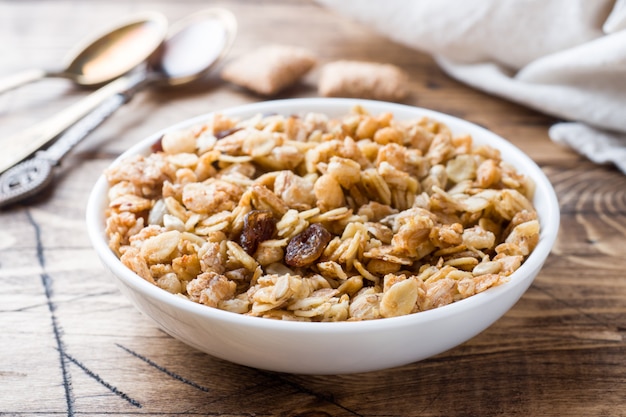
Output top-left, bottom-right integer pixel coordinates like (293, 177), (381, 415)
(318, 60), (409, 102)
(221, 44), (316, 96)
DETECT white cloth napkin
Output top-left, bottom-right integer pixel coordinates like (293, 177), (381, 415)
(317, 0), (626, 173)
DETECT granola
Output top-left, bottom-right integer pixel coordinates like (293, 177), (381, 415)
(104, 106), (539, 321)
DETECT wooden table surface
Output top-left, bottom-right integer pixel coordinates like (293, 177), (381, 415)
(1, 1), (625, 416)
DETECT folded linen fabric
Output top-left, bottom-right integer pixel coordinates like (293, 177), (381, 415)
(317, 0), (626, 173)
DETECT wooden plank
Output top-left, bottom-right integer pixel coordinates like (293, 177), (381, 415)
(0, 0), (624, 416)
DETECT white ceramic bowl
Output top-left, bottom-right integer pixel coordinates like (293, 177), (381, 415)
(86, 98), (560, 374)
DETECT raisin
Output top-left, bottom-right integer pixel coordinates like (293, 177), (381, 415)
(239, 210), (276, 255)
(151, 135), (164, 153)
(215, 127), (242, 140)
(284, 223), (332, 268)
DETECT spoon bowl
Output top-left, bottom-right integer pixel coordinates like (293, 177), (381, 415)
(0, 11), (168, 94)
(147, 8), (237, 86)
(63, 11), (169, 87)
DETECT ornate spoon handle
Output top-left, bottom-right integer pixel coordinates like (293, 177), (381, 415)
(0, 92), (127, 209)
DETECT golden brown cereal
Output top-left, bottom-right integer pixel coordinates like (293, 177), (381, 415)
(380, 276), (419, 318)
(104, 107), (540, 321)
(318, 60), (409, 102)
(221, 44), (317, 96)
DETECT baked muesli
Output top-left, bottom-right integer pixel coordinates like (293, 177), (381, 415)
(104, 105), (539, 321)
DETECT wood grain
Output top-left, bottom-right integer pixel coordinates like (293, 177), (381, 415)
(1, 1), (625, 416)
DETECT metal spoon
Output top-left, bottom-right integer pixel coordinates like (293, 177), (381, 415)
(0, 12), (168, 174)
(0, 8), (237, 209)
(0, 11), (168, 94)
(0, 8), (236, 175)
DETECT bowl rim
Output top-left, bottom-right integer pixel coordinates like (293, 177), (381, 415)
(86, 97), (560, 333)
